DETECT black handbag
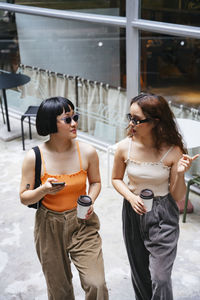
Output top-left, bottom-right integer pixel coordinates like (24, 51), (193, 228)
(28, 146), (42, 209)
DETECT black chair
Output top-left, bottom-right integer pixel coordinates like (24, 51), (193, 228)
(21, 106), (39, 150)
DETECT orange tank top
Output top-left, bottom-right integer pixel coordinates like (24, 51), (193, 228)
(40, 141), (87, 212)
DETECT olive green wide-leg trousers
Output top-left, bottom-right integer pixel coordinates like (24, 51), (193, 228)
(34, 205), (108, 300)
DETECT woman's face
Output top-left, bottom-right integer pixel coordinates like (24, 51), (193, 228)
(129, 103), (154, 137)
(56, 108), (78, 138)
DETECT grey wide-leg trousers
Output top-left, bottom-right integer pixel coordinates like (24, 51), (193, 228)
(122, 193), (179, 300)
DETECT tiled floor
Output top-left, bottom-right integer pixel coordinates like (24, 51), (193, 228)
(0, 117), (200, 300)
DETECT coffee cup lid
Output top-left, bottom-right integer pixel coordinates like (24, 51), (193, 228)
(140, 189), (154, 199)
(77, 195), (92, 206)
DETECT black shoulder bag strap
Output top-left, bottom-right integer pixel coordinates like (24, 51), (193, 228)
(28, 146), (42, 209)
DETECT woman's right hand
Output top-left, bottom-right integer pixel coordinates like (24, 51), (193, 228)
(43, 178), (66, 195)
(130, 195), (146, 215)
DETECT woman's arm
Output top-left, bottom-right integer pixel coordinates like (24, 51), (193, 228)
(112, 144), (146, 215)
(19, 149), (65, 206)
(87, 147), (101, 203)
(170, 148), (199, 202)
(84, 146), (101, 219)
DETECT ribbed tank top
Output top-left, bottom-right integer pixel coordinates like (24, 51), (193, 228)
(125, 138), (173, 196)
(40, 141), (87, 212)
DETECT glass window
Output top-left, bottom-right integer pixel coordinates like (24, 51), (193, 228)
(16, 13), (125, 87)
(0, 9), (126, 144)
(141, 0), (200, 26)
(0, 9), (126, 87)
(140, 30), (200, 107)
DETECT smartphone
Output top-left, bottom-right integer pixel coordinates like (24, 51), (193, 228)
(51, 182), (65, 187)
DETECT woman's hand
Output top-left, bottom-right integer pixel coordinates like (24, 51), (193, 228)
(130, 195), (146, 215)
(43, 178), (66, 195)
(85, 204), (94, 219)
(177, 154), (199, 174)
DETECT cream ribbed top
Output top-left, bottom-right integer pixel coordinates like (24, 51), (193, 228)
(125, 139), (173, 196)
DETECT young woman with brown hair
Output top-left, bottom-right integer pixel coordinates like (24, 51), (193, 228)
(112, 93), (199, 300)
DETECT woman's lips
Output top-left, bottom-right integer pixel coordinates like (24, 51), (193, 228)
(132, 128), (136, 135)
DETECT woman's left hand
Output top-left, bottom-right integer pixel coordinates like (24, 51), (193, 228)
(177, 154), (199, 174)
(85, 205), (94, 220)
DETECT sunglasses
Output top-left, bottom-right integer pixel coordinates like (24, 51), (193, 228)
(61, 114), (79, 124)
(127, 113), (151, 125)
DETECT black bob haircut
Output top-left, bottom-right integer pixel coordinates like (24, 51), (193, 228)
(36, 96), (75, 136)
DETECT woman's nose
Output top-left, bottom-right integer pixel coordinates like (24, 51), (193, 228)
(71, 118), (76, 126)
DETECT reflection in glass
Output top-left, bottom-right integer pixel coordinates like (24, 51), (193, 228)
(140, 31), (200, 106)
(0, 9), (126, 88)
(0, 8), (20, 72)
(15, 0), (125, 17)
(141, 0), (200, 26)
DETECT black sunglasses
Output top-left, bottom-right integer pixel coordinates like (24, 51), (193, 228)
(127, 113), (151, 125)
(61, 114), (79, 124)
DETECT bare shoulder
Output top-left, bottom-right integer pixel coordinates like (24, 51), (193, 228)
(167, 145), (183, 164)
(117, 137), (129, 149)
(171, 145), (183, 156)
(77, 140), (97, 157)
(115, 137), (130, 154)
(21, 148), (36, 172)
(24, 148), (35, 162)
(23, 142), (45, 165)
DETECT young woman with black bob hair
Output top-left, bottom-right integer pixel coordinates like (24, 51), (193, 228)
(112, 93), (199, 300)
(20, 96), (108, 300)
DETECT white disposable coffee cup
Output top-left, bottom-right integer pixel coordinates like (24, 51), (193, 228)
(140, 189), (154, 212)
(77, 195), (92, 219)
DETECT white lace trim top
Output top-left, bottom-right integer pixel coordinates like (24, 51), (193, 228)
(125, 138), (173, 196)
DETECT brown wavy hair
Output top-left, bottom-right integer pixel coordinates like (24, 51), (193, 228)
(128, 93), (186, 153)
